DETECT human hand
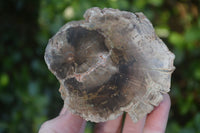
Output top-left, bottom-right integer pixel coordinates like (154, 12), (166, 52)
(39, 94), (170, 133)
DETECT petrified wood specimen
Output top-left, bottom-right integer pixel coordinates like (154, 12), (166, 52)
(44, 7), (175, 122)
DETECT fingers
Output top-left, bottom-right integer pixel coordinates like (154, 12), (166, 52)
(39, 94), (170, 133)
(39, 108), (86, 133)
(94, 115), (123, 133)
(122, 114), (146, 133)
(143, 94), (171, 133)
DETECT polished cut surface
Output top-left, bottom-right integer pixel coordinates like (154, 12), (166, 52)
(44, 7), (175, 122)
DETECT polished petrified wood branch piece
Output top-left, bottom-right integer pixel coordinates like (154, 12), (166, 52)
(44, 7), (175, 122)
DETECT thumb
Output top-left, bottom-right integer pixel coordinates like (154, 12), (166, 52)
(39, 108), (86, 133)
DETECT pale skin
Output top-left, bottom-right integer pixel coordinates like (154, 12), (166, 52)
(39, 94), (170, 133)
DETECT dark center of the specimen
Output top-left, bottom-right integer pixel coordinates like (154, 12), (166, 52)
(65, 26), (118, 89)
(62, 27), (132, 114)
(66, 26), (109, 65)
